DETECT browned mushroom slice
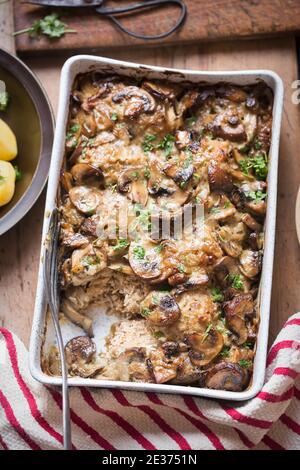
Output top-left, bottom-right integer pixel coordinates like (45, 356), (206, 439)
(61, 232), (90, 251)
(208, 160), (233, 192)
(149, 348), (178, 384)
(140, 291), (181, 326)
(69, 186), (101, 215)
(241, 213), (262, 232)
(212, 111), (247, 142)
(117, 348), (153, 383)
(239, 249), (262, 279)
(128, 239), (163, 281)
(71, 244), (107, 286)
(108, 261), (134, 276)
(205, 362), (249, 391)
(164, 162), (194, 187)
(70, 163), (103, 188)
(81, 214), (100, 237)
(60, 170), (73, 193)
(171, 353), (202, 385)
(223, 293), (254, 345)
(61, 298), (93, 336)
(171, 270), (209, 293)
(245, 199), (267, 217)
(117, 167), (148, 206)
(216, 85), (247, 103)
(177, 89), (200, 116)
(142, 80), (181, 101)
(112, 86), (155, 118)
(187, 329), (224, 367)
(175, 130), (192, 149)
(65, 336), (102, 378)
(218, 224), (244, 258)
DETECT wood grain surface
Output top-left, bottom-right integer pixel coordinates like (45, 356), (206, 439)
(0, 0), (15, 53)
(14, 0), (300, 54)
(0, 37), (300, 350)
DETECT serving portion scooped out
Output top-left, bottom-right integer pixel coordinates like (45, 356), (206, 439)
(42, 70), (273, 392)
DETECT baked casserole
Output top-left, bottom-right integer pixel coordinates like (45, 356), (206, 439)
(42, 72), (273, 392)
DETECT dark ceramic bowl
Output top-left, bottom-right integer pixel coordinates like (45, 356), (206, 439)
(0, 48), (54, 235)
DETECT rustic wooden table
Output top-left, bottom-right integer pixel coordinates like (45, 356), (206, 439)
(1, 4), (300, 349)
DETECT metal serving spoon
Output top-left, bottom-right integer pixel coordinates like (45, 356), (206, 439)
(24, 0), (187, 40)
(43, 208), (71, 450)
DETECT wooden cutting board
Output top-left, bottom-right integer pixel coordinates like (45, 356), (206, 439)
(14, 0), (300, 54)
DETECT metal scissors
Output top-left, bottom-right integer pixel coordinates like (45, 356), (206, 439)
(24, 0), (187, 40)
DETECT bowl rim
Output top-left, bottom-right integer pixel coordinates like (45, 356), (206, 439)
(0, 48), (54, 235)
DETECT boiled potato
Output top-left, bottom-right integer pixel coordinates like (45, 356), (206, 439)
(0, 118), (17, 161)
(0, 160), (16, 206)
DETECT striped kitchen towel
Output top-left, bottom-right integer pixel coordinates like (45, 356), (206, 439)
(0, 313), (300, 450)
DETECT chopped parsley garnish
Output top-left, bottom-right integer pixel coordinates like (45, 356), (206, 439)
(113, 238), (129, 251)
(133, 245), (146, 260)
(157, 133), (175, 158)
(131, 171), (140, 180)
(111, 113), (118, 121)
(143, 167), (151, 179)
(186, 116), (196, 126)
(239, 152), (268, 179)
(81, 255), (100, 267)
(246, 190), (267, 203)
(14, 13), (76, 39)
(142, 134), (156, 153)
(211, 287), (224, 303)
(14, 166), (22, 182)
(210, 206), (220, 214)
(202, 323), (213, 342)
(254, 138), (262, 150)
(220, 346), (230, 358)
(239, 359), (252, 368)
(0, 91), (10, 111)
(153, 330), (164, 339)
(229, 274), (244, 290)
(243, 341), (254, 350)
(141, 308), (151, 318)
(66, 123), (80, 141)
(155, 244), (164, 253)
(177, 263), (186, 274)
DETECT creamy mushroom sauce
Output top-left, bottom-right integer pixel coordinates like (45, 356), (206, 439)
(43, 73), (273, 392)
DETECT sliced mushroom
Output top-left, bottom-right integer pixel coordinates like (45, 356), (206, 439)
(218, 223), (246, 258)
(212, 111), (247, 142)
(129, 239), (166, 282)
(117, 167), (148, 206)
(69, 186), (101, 215)
(147, 162), (190, 208)
(108, 261), (134, 276)
(149, 348), (178, 384)
(216, 85), (247, 103)
(187, 329), (224, 367)
(245, 199), (267, 217)
(116, 348), (153, 383)
(223, 293), (254, 345)
(61, 232), (90, 251)
(140, 291), (181, 326)
(239, 249), (262, 279)
(112, 86), (155, 118)
(177, 89), (200, 116)
(175, 130), (192, 149)
(65, 336), (102, 378)
(214, 256), (239, 288)
(81, 214), (101, 237)
(208, 160), (233, 192)
(142, 80), (181, 101)
(70, 244), (107, 286)
(172, 270), (209, 294)
(164, 162), (194, 186)
(171, 353), (202, 385)
(70, 163), (103, 187)
(61, 298), (93, 336)
(60, 170), (73, 193)
(207, 193), (236, 221)
(205, 362), (249, 391)
(241, 213), (262, 232)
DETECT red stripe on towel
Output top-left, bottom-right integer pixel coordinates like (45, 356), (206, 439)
(0, 329), (64, 446)
(112, 389), (191, 450)
(81, 388), (156, 450)
(0, 389), (41, 450)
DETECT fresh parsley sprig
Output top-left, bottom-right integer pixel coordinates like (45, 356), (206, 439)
(14, 13), (77, 39)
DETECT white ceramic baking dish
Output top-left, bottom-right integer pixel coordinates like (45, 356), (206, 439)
(29, 55), (284, 401)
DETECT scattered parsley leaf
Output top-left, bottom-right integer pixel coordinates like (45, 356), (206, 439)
(239, 359), (252, 368)
(0, 91), (10, 111)
(14, 166), (22, 182)
(142, 134), (156, 153)
(157, 133), (175, 158)
(141, 308), (151, 318)
(229, 274), (244, 290)
(220, 346), (230, 358)
(133, 245), (145, 260)
(178, 263), (186, 274)
(211, 287), (224, 303)
(14, 13), (77, 39)
(111, 113), (118, 121)
(246, 190), (267, 203)
(113, 238), (129, 251)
